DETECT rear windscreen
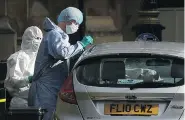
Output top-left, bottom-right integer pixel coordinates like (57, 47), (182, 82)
(76, 56), (184, 87)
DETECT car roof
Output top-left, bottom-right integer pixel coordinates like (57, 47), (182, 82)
(81, 41), (184, 59)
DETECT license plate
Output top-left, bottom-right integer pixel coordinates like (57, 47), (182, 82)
(104, 103), (159, 115)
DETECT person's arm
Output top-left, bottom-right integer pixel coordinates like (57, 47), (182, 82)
(47, 31), (84, 60)
(6, 56), (30, 89)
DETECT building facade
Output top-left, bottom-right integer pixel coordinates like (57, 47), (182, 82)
(0, 0), (184, 46)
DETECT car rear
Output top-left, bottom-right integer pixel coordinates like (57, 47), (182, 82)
(55, 52), (184, 120)
(55, 42), (184, 120)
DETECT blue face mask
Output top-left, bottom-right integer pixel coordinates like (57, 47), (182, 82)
(66, 23), (79, 34)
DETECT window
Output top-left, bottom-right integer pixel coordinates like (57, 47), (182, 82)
(76, 55), (184, 87)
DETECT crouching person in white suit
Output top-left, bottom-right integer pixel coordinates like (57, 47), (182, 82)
(4, 26), (43, 108)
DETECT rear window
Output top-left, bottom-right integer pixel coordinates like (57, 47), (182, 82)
(76, 55), (184, 87)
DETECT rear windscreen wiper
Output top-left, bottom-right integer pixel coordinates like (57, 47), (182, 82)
(129, 82), (175, 90)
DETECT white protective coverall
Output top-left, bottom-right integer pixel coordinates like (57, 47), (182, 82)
(4, 26), (43, 108)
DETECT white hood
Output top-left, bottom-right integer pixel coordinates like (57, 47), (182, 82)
(21, 26), (43, 52)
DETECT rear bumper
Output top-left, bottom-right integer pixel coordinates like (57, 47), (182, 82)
(54, 97), (83, 120)
(81, 117), (181, 120)
(54, 97), (183, 120)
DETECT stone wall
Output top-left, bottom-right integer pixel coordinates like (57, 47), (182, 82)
(84, 0), (141, 42)
(27, 1), (49, 30)
(0, 0), (141, 42)
(0, 0), (5, 16)
(6, 0), (27, 36)
(0, 0), (78, 38)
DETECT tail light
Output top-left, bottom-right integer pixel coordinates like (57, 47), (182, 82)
(59, 74), (77, 104)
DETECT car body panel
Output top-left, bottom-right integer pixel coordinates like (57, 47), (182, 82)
(76, 42), (184, 65)
(55, 97), (83, 120)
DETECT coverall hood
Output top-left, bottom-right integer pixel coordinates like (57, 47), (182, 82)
(21, 26), (43, 52)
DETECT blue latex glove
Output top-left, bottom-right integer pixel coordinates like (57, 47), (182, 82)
(80, 36), (93, 48)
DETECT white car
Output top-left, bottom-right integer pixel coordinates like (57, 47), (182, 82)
(54, 41), (184, 120)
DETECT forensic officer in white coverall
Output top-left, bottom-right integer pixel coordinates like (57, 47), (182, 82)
(4, 26), (43, 108)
